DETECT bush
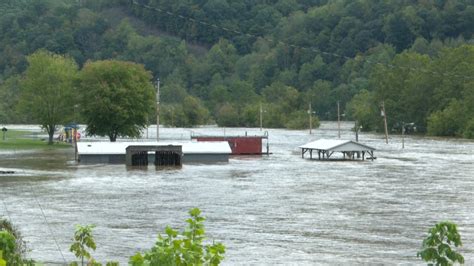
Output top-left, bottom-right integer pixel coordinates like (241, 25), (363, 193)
(70, 225), (97, 266)
(130, 208), (225, 266)
(0, 230), (16, 263)
(417, 221), (464, 265)
(0, 218), (33, 265)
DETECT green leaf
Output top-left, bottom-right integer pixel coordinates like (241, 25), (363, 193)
(418, 221), (463, 264)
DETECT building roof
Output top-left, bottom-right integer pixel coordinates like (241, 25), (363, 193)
(299, 139), (375, 152)
(77, 141), (232, 155)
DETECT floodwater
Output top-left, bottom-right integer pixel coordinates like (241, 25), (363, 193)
(1, 122), (473, 265)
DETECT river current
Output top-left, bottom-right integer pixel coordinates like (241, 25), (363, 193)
(0, 122), (473, 265)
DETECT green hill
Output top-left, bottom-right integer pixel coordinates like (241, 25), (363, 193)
(0, 0), (473, 137)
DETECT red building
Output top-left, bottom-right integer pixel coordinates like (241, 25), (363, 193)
(192, 133), (269, 155)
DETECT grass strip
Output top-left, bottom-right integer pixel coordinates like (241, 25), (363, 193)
(0, 130), (71, 150)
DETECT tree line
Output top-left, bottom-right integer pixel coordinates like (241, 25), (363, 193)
(17, 50), (156, 144)
(0, 0), (473, 137)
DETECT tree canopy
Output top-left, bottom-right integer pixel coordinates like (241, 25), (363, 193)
(19, 50), (78, 144)
(78, 60), (155, 141)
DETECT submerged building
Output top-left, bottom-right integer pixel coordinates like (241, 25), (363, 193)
(77, 141), (232, 165)
(299, 139), (376, 161)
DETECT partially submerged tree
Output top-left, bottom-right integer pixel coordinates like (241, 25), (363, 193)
(19, 50), (78, 144)
(78, 60), (155, 141)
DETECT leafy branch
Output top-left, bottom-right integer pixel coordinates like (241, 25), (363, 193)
(417, 221), (464, 265)
(130, 208), (225, 266)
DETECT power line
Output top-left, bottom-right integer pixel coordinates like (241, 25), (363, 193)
(2, 182), (66, 263)
(130, 0), (474, 81)
(30, 187), (67, 264)
(1, 198), (12, 221)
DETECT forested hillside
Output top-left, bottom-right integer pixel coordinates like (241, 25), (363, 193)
(0, 0), (473, 137)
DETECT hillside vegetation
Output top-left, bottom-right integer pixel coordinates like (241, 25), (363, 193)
(0, 0), (473, 137)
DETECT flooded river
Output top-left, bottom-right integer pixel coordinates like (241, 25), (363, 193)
(1, 122), (473, 264)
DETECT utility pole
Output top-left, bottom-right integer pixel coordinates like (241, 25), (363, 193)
(355, 121), (359, 142)
(337, 101), (341, 138)
(381, 100), (388, 144)
(156, 77), (160, 142)
(74, 104), (79, 161)
(402, 122), (405, 149)
(308, 103), (313, 134)
(260, 102), (263, 131)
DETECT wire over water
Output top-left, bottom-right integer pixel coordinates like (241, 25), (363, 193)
(1, 198), (12, 221)
(30, 185), (67, 264)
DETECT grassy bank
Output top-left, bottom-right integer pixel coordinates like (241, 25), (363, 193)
(0, 130), (71, 150)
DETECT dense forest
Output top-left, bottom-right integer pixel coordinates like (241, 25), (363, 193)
(0, 0), (473, 137)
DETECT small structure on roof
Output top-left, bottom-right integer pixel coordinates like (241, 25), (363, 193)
(299, 139), (376, 161)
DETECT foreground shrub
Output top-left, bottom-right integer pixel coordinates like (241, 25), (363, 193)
(417, 221), (464, 265)
(0, 218), (34, 265)
(130, 208), (225, 266)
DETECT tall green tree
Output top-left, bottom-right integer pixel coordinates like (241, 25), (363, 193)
(19, 50), (78, 144)
(78, 60), (155, 141)
(346, 89), (379, 132)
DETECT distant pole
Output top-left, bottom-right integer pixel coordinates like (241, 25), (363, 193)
(355, 121), (359, 142)
(171, 107), (175, 127)
(381, 100), (388, 144)
(73, 127), (78, 161)
(402, 122), (405, 149)
(308, 103), (312, 134)
(260, 102), (263, 131)
(156, 77), (160, 142)
(74, 104), (79, 161)
(337, 101), (341, 138)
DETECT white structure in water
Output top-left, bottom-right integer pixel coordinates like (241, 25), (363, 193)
(77, 141), (232, 164)
(299, 139), (376, 161)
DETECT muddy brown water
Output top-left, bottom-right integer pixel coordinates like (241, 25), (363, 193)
(1, 122), (473, 264)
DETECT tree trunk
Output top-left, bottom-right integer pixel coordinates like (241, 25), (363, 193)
(109, 134), (116, 142)
(46, 125), (55, 145)
(48, 132), (54, 145)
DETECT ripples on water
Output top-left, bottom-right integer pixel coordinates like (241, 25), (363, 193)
(0, 122), (473, 265)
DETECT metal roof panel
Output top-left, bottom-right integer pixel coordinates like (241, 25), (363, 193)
(77, 141), (232, 155)
(299, 139), (376, 151)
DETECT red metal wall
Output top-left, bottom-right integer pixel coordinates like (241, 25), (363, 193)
(194, 137), (263, 155)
